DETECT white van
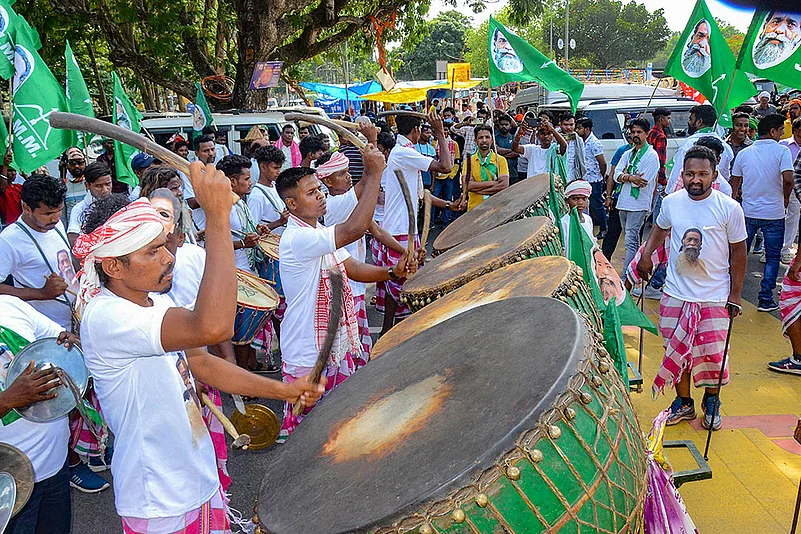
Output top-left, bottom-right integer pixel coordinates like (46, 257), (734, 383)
(540, 97), (700, 163)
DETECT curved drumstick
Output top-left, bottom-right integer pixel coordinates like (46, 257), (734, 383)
(329, 118), (361, 131)
(376, 110), (428, 120)
(393, 169), (416, 266)
(48, 112), (238, 204)
(283, 113), (366, 149)
(421, 190), (432, 252)
(293, 268), (343, 416)
(200, 393), (251, 450)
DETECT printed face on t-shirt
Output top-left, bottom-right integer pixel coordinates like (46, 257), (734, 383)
(57, 249), (79, 294)
(676, 227), (708, 278)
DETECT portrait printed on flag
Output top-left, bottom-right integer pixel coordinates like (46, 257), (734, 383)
(491, 28), (524, 74)
(592, 249), (626, 306)
(681, 18), (712, 78)
(752, 11), (801, 69)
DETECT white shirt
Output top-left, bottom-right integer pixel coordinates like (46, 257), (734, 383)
(520, 144), (551, 177)
(279, 218), (350, 368)
(325, 189), (366, 297)
(0, 296), (68, 482)
(280, 146), (293, 171)
(614, 145), (660, 212)
(0, 220), (76, 328)
(248, 182), (286, 236)
(193, 201), (255, 273)
(168, 243), (206, 308)
(381, 144), (432, 236)
(81, 290), (218, 518)
(560, 212), (596, 254)
(355, 115), (372, 125)
(657, 189), (746, 303)
(582, 133), (604, 183)
(129, 185), (141, 201)
(67, 195), (95, 235)
(732, 139), (794, 220)
(670, 131), (734, 186)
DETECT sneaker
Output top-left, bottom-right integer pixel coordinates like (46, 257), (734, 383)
(88, 447), (113, 472)
(596, 230), (607, 240)
(768, 356), (801, 375)
(631, 286), (643, 297)
(760, 251), (766, 263)
(70, 463), (110, 493)
(666, 397), (696, 426)
(782, 252), (795, 265)
(644, 286), (663, 300)
(702, 395), (723, 431)
(757, 300), (779, 312)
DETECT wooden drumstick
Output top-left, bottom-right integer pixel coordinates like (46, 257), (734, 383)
(393, 169), (416, 278)
(376, 110), (429, 120)
(421, 190), (432, 252)
(283, 113), (366, 149)
(328, 118), (361, 131)
(200, 393), (251, 450)
(292, 268), (343, 416)
(44, 275), (77, 297)
(48, 112), (239, 204)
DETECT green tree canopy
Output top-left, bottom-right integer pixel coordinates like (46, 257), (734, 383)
(395, 11), (470, 80)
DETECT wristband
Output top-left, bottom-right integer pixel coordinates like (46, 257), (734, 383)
(388, 266), (399, 280)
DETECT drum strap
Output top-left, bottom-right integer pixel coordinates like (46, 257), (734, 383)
(254, 184), (283, 218)
(12, 222), (73, 309)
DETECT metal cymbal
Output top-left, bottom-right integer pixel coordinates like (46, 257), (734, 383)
(230, 404), (280, 450)
(0, 443), (33, 517)
(0, 472), (16, 530)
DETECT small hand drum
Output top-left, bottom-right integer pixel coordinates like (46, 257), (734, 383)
(4, 338), (88, 423)
(0, 443), (34, 518)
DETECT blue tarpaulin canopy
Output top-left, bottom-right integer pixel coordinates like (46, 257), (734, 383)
(299, 81), (382, 101)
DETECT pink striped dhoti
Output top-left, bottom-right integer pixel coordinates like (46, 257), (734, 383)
(121, 486), (231, 534)
(374, 235), (420, 319)
(780, 274), (801, 337)
(653, 294), (730, 395)
(353, 293), (372, 369)
(200, 387), (231, 491)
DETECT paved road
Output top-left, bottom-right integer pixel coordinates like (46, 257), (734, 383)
(70, 228), (783, 532)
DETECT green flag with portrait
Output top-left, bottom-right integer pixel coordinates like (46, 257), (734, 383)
(737, 10), (801, 88)
(111, 72), (143, 187)
(191, 82), (215, 141)
(664, 0), (756, 127)
(487, 16), (583, 113)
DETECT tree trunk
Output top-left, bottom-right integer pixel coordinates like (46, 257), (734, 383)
(231, 0), (279, 109)
(85, 39), (110, 116)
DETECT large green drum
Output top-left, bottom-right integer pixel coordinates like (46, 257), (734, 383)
(255, 297), (647, 533)
(402, 217), (562, 312)
(433, 173), (566, 255)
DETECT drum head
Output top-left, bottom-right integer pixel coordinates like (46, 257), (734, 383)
(0, 472), (15, 530)
(404, 217), (552, 297)
(0, 443), (33, 517)
(375, 256), (573, 358)
(433, 173), (550, 253)
(4, 338), (88, 423)
(236, 270), (279, 310)
(257, 297), (585, 533)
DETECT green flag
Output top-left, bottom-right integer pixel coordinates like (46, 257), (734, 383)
(664, 0), (756, 126)
(192, 82), (215, 141)
(111, 72), (143, 187)
(487, 16), (584, 113)
(0, 0), (41, 80)
(737, 10), (801, 89)
(65, 41), (94, 149)
(548, 172), (565, 249)
(602, 301), (629, 388)
(10, 26), (74, 173)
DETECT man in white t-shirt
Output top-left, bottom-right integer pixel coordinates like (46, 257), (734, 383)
(637, 145), (746, 432)
(183, 135), (217, 210)
(614, 117), (660, 276)
(74, 163), (323, 532)
(669, 104), (734, 186)
(318, 149), (406, 368)
(576, 117), (608, 238)
(731, 113), (795, 312)
(0, 296), (79, 534)
(375, 111), (453, 334)
(511, 116), (567, 178)
(67, 162), (113, 247)
(275, 144), (413, 440)
(355, 108), (372, 126)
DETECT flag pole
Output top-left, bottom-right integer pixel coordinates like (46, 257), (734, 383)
(642, 77), (663, 117)
(712, 69), (739, 130)
(6, 78), (13, 159)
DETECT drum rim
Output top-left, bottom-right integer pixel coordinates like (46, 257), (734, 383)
(236, 269), (280, 309)
(403, 217), (558, 299)
(0, 443), (34, 518)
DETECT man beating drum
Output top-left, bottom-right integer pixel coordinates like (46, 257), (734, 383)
(72, 162), (324, 533)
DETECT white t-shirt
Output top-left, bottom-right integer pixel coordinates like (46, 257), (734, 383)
(731, 139), (794, 220)
(193, 202), (255, 273)
(280, 146), (293, 171)
(67, 195), (96, 235)
(381, 145), (432, 236)
(168, 243), (206, 309)
(325, 189), (366, 297)
(81, 290), (218, 518)
(279, 218), (350, 368)
(670, 130), (734, 185)
(657, 189), (747, 303)
(248, 182), (286, 236)
(0, 296), (69, 482)
(0, 220), (76, 329)
(355, 115), (372, 125)
(582, 133), (605, 183)
(521, 144), (550, 177)
(614, 145), (660, 212)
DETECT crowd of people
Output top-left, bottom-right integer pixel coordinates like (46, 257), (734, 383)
(0, 87), (800, 532)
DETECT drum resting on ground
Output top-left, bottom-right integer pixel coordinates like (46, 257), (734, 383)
(255, 297), (647, 533)
(402, 217), (562, 312)
(374, 256), (602, 359)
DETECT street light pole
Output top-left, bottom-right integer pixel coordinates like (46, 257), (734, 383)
(565, 0), (570, 71)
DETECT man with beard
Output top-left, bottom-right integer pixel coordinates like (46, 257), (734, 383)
(560, 112), (585, 181)
(675, 227), (708, 277)
(492, 29), (523, 72)
(276, 123), (301, 170)
(682, 19), (712, 77)
(670, 105), (735, 188)
(464, 125), (509, 211)
(637, 146), (746, 431)
(731, 114), (795, 312)
(727, 112), (754, 165)
(67, 162), (114, 247)
(576, 117), (607, 239)
(413, 124), (437, 190)
(753, 11), (801, 69)
(59, 147), (88, 223)
(780, 115), (801, 264)
(183, 135), (217, 210)
(494, 114), (519, 184)
(783, 98), (801, 139)
(754, 91), (778, 120)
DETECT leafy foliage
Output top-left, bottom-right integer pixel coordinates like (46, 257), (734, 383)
(394, 11), (470, 80)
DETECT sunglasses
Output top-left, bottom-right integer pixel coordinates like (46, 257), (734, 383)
(67, 159), (86, 165)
